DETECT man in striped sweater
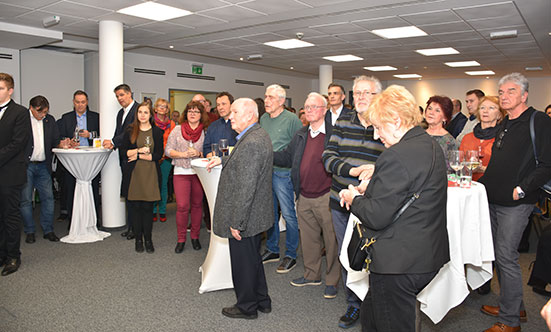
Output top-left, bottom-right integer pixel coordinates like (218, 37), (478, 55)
(322, 75), (385, 329)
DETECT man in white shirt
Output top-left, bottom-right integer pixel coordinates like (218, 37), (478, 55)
(456, 89), (485, 143)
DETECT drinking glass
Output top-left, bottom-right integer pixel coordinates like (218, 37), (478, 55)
(73, 126), (80, 144)
(219, 139), (229, 156)
(466, 150), (480, 171)
(448, 150), (464, 184)
(211, 143), (219, 159)
(144, 136), (152, 154)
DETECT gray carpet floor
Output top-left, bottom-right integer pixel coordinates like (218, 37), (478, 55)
(0, 202), (549, 332)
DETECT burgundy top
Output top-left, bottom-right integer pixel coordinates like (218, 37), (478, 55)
(299, 133), (332, 198)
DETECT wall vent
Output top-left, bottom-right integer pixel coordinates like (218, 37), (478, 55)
(0, 53), (13, 60)
(235, 79), (264, 86)
(134, 68), (166, 76)
(177, 73), (215, 81)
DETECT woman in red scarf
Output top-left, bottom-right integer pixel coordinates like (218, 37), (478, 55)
(153, 98), (176, 222)
(165, 101), (208, 253)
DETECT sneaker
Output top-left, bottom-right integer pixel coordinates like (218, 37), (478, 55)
(290, 277), (322, 287)
(339, 306), (360, 329)
(159, 214), (167, 222)
(261, 250), (280, 264)
(276, 257), (296, 274)
(324, 285), (337, 299)
(152, 213), (158, 222)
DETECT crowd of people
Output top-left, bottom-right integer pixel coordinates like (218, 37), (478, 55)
(1, 71), (551, 331)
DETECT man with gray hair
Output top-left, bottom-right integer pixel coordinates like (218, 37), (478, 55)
(480, 73), (551, 332)
(207, 98), (273, 319)
(322, 75), (385, 329)
(260, 84), (303, 274)
(273, 92), (340, 299)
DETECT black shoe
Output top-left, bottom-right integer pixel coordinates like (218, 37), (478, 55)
(191, 239), (201, 250)
(56, 213), (68, 222)
(121, 231), (129, 237)
(175, 242), (185, 253)
(222, 306), (257, 319)
(145, 241), (154, 253)
(43, 232), (60, 242)
(1, 258), (21, 276)
(477, 280), (491, 295)
(126, 231), (135, 240)
(339, 305), (360, 329)
(258, 306), (272, 314)
(26, 233), (36, 244)
(261, 250), (280, 264)
(135, 240), (144, 253)
(533, 286), (551, 297)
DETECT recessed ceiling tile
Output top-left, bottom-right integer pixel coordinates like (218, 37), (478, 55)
(61, 20), (99, 38)
(200, 4), (265, 21)
(0, 3), (33, 19)
(40, 1), (112, 19)
(309, 22), (365, 35)
(242, 33), (287, 43)
(275, 28), (327, 39)
(93, 12), (152, 27)
(395, 35), (440, 46)
(211, 38), (258, 47)
(501, 47), (542, 56)
(433, 31), (483, 42)
(298, 0), (353, 7)
(160, 0), (229, 13)
(124, 28), (164, 42)
(134, 22), (195, 34)
(468, 15), (525, 30)
(169, 13), (227, 27)
(2, 0), (60, 9)
(303, 35), (348, 45)
(11, 10), (83, 28)
(454, 2), (518, 21)
(420, 22), (472, 35)
(400, 10), (461, 26)
(352, 16), (411, 30)
(239, 0), (310, 14)
(67, 0), (145, 11)
(337, 31), (383, 42)
(450, 39), (490, 47)
(356, 39), (401, 48)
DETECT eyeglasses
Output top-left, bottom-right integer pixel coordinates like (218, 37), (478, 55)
(496, 129), (507, 149)
(304, 105), (325, 111)
(353, 90), (377, 98)
(479, 105), (498, 111)
(157, 105), (168, 109)
(188, 110), (201, 114)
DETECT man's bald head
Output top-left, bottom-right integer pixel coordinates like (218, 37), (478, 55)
(230, 98), (258, 133)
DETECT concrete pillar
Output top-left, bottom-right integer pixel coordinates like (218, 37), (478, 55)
(319, 64), (333, 95)
(99, 20), (125, 228)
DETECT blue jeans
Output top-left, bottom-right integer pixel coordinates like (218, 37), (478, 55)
(153, 159), (172, 214)
(20, 163), (54, 234)
(266, 170), (299, 259)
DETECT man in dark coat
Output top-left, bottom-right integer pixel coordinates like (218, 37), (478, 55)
(0, 73), (31, 276)
(207, 98), (273, 319)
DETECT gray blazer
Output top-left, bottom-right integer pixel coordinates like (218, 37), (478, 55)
(213, 123), (274, 238)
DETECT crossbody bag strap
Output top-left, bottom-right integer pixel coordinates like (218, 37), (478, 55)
(529, 111), (539, 166)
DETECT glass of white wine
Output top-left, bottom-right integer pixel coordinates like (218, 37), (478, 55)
(448, 150), (464, 184)
(144, 136), (152, 154)
(466, 150), (480, 171)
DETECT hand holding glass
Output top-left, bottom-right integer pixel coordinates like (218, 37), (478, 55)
(144, 136), (152, 154)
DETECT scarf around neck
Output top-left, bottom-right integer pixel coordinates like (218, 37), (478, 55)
(473, 122), (499, 140)
(154, 114), (171, 131)
(181, 122), (203, 142)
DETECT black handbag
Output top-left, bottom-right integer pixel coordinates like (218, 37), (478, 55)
(347, 141), (436, 272)
(529, 111), (551, 198)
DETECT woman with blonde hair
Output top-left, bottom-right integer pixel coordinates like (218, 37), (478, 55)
(340, 85), (449, 332)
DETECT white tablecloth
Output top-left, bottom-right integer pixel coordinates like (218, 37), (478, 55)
(340, 182), (494, 324)
(191, 158), (233, 294)
(53, 147), (112, 244)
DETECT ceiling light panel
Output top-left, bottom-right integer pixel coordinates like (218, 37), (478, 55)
(117, 2), (192, 21)
(445, 61), (480, 67)
(323, 54), (363, 62)
(416, 47), (459, 56)
(393, 74), (422, 78)
(364, 66), (397, 71)
(371, 26), (427, 39)
(465, 70), (495, 75)
(264, 39), (315, 49)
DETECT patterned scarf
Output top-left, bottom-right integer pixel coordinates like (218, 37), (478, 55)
(154, 113), (171, 131)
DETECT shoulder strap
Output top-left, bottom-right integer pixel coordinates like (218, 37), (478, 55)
(529, 111), (539, 165)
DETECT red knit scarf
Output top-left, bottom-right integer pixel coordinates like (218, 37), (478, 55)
(181, 122), (203, 142)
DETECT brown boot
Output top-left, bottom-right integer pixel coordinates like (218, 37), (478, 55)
(480, 305), (527, 322)
(484, 322), (520, 332)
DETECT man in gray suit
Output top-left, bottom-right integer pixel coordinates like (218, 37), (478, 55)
(207, 98), (274, 319)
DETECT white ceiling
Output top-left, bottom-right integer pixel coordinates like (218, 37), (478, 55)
(0, 0), (549, 80)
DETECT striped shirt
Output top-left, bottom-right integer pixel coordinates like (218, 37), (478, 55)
(322, 109), (385, 211)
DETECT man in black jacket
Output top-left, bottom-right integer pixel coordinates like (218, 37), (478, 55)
(274, 92), (340, 300)
(57, 90), (101, 227)
(20, 96), (68, 245)
(0, 73), (31, 276)
(480, 73), (551, 332)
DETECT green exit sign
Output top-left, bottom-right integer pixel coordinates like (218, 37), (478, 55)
(192, 64), (203, 75)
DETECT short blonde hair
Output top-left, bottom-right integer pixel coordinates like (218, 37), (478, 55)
(363, 85), (422, 128)
(154, 98), (170, 112)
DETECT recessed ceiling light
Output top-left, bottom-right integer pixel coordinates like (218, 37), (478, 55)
(416, 47), (459, 56)
(393, 74), (422, 79)
(290, 66), (294, 70)
(264, 39), (314, 49)
(323, 54), (363, 62)
(445, 61), (480, 67)
(465, 70), (495, 76)
(169, 45), (174, 49)
(371, 26), (427, 39)
(117, 1), (192, 21)
(239, 57), (244, 61)
(364, 65), (397, 71)
(525, 66), (543, 71)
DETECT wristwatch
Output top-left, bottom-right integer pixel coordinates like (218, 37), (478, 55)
(516, 186), (525, 199)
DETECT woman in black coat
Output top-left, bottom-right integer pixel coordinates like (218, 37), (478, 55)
(120, 101), (163, 253)
(340, 85), (450, 332)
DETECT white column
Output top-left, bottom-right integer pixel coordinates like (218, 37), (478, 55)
(319, 64), (333, 95)
(99, 20), (125, 228)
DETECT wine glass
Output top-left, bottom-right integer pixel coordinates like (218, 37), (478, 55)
(73, 125), (80, 144)
(219, 139), (229, 156)
(144, 136), (152, 154)
(211, 143), (219, 159)
(448, 150), (464, 184)
(466, 150), (480, 171)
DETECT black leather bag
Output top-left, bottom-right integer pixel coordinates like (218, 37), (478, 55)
(347, 140), (436, 272)
(529, 111), (551, 198)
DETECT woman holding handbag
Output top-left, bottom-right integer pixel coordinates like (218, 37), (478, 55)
(340, 85), (449, 332)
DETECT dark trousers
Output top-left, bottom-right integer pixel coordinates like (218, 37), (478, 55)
(0, 184), (23, 259)
(528, 224), (551, 286)
(65, 170), (101, 227)
(55, 161), (67, 214)
(361, 271), (437, 332)
(128, 200), (153, 242)
(229, 233), (271, 315)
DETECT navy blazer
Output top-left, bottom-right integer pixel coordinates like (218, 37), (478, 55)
(113, 101), (138, 166)
(0, 99), (31, 186)
(26, 113), (60, 174)
(445, 112), (467, 138)
(57, 109), (100, 145)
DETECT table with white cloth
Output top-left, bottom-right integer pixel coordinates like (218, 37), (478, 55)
(340, 181), (494, 324)
(53, 147), (112, 244)
(190, 158), (233, 294)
